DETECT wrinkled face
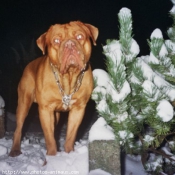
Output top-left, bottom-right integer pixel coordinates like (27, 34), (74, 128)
(37, 21), (98, 74)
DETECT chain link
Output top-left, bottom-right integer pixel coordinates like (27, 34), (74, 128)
(50, 62), (86, 106)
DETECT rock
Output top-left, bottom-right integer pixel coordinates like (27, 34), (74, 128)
(89, 140), (121, 175)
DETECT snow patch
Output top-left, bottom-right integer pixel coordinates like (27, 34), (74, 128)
(149, 52), (159, 64)
(130, 39), (140, 56)
(151, 28), (163, 39)
(89, 117), (115, 142)
(159, 44), (168, 57)
(0, 95), (5, 116)
(93, 69), (110, 88)
(103, 40), (121, 54)
(170, 4), (175, 12)
(139, 59), (154, 80)
(46, 145), (88, 174)
(107, 80), (131, 103)
(96, 99), (109, 113)
(0, 96), (5, 108)
(156, 99), (174, 122)
(0, 162), (13, 170)
(143, 135), (154, 144)
(91, 86), (107, 101)
(103, 40), (123, 66)
(89, 169), (112, 175)
(119, 7), (131, 17)
(0, 144), (7, 156)
(118, 130), (133, 140)
(125, 154), (147, 175)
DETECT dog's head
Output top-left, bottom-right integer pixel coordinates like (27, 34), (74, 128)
(37, 21), (98, 74)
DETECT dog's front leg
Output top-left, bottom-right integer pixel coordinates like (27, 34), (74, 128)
(64, 106), (86, 153)
(39, 107), (57, 155)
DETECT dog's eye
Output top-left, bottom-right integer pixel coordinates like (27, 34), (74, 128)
(76, 34), (83, 40)
(54, 38), (60, 44)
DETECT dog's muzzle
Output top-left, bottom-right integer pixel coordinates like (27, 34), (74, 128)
(60, 40), (84, 74)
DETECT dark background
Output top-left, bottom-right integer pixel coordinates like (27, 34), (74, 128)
(0, 0), (173, 130)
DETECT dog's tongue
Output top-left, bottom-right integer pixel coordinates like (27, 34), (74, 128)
(60, 47), (84, 74)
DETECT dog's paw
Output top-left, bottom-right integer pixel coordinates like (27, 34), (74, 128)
(9, 150), (22, 157)
(64, 145), (74, 153)
(43, 159), (47, 166)
(46, 149), (57, 156)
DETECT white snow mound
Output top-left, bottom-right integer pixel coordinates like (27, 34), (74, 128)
(93, 69), (110, 88)
(0, 95), (5, 116)
(0, 144), (7, 156)
(89, 117), (115, 142)
(156, 99), (174, 122)
(89, 169), (112, 175)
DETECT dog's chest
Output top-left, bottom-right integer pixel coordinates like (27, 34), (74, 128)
(53, 97), (77, 111)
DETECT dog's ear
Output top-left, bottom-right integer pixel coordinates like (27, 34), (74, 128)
(36, 32), (47, 55)
(84, 23), (99, 46)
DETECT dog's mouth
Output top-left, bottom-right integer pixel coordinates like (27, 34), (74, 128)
(60, 40), (84, 74)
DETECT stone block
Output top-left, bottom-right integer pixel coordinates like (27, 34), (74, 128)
(89, 140), (121, 175)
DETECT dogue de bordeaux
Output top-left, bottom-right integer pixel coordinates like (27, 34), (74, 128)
(9, 21), (98, 157)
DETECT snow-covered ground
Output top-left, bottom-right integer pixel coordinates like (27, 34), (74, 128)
(0, 115), (148, 175)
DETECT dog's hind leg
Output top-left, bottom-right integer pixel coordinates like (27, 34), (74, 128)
(54, 111), (60, 125)
(9, 83), (34, 157)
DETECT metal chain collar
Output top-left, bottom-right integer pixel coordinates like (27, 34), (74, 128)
(50, 62), (86, 106)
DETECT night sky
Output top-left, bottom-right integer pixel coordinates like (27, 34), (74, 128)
(0, 0), (173, 111)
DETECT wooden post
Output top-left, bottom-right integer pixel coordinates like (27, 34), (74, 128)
(89, 140), (121, 175)
(0, 114), (5, 138)
(0, 96), (5, 138)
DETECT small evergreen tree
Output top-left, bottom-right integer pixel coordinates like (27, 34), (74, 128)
(166, 2), (175, 68)
(147, 28), (175, 85)
(92, 2), (175, 174)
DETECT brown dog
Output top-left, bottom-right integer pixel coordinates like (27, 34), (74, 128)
(9, 21), (98, 157)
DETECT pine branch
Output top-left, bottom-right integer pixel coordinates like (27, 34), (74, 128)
(148, 147), (174, 162)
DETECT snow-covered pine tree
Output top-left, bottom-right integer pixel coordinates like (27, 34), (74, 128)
(92, 3), (175, 174)
(166, 1), (175, 70)
(147, 28), (175, 85)
(92, 39), (133, 146)
(92, 8), (140, 150)
(115, 7), (175, 160)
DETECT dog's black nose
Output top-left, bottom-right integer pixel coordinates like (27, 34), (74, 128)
(65, 40), (75, 48)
